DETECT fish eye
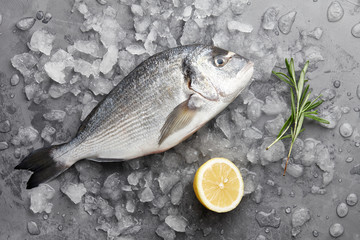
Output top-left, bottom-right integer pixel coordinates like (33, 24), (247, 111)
(214, 56), (229, 67)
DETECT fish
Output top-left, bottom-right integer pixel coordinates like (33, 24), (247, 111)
(15, 44), (254, 189)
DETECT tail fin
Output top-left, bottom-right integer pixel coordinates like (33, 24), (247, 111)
(15, 144), (69, 189)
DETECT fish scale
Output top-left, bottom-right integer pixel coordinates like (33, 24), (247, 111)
(15, 45), (254, 189)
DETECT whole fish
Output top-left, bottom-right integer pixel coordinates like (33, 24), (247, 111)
(15, 45), (254, 189)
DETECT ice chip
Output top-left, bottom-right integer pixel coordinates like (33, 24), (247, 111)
(262, 91), (288, 116)
(16, 17), (36, 31)
(262, 7), (279, 30)
(308, 27), (323, 40)
(89, 77), (113, 96)
(11, 53), (38, 78)
(0, 142), (9, 151)
(29, 29), (56, 55)
(318, 105), (342, 128)
(11, 126), (39, 146)
(252, 184), (263, 204)
(215, 112), (232, 139)
(0, 120), (11, 133)
(74, 59), (94, 78)
(180, 20), (202, 45)
(281, 158), (304, 178)
(247, 98), (264, 122)
(230, 0), (248, 15)
(126, 44), (146, 55)
(138, 187), (154, 202)
(72, 40), (102, 58)
(127, 171), (144, 186)
(278, 11), (297, 35)
(43, 110), (66, 122)
(327, 1), (344, 22)
(24, 83), (41, 101)
(264, 115), (284, 136)
(165, 215), (188, 232)
(212, 31), (230, 50)
(61, 182), (87, 204)
(81, 100), (99, 121)
(10, 73), (20, 86)
(292, 208), (311, 227)
(157, 172), (180, 194)
(255, 209), (281, 228)
(131, 4), (144, 17)
(41, 125), (56, 143)
(156, 223), (176, 240)
(100, 45), (118, 74)
(29, 184), (55, 214)
(170, 182), (183, 205)
(101, 173), (122, 201)
(227, 21), (253, 33)
(48, 83), (69, 99)
(118, 50), (136, 75)
(260, 137), (285, 165)
(243, 126), (263, 140)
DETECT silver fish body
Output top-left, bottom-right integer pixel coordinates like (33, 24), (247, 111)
(15, 44), (254, 189)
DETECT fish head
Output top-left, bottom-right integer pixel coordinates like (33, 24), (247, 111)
(188, 46), (254, 102)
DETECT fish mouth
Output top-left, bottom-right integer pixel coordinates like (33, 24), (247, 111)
(236, 60), (254, 82)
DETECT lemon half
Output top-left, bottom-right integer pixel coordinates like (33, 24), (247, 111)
(193, 158), (244, 213)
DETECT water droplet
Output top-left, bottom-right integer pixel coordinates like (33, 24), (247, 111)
(354, 107), (360, 112)
(43, 214), (49, 220)
(329, 223), (344, 238)
(339, 123), (353, 138)
(220, 229), (224, 235)
(326, 215), (329, 219)
(264, 228), (270, 233)
(285, 207), (291, 214)
(313, 230), (319, 237)
(247, 1), (251, 5)
(346, 157), (354, 163)
(313, 172), (319, 178)
(219, 183), (224, 189)
(347, 92), (351, 96)
(336, 202), (348, 217)
(224, 178), (228, 183)
(357, 85), (360, 99)
(355, 142), (360, 147)
(58, 225), (63, 231)
(62, 214), (65, 218)
(338, 178), (342, 183)
(346, 193), (358, 206)
(290, 192), (295, 197)
(274, 30), (279, 36)
(333, 80), (341, 88)
(338, 148), (342, 152)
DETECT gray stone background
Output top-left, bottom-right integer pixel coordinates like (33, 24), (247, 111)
(0, 0), (359, 239)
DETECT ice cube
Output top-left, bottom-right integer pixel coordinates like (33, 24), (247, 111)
(252, 184), (263, 204)
(29, 184), (55, 214)
(41, 125), (56, 143)
(81, 100), (98, 121)
(212, 31), (230, 50)
(126, 199), (136, 213)
(227, 21), (253, 33)
(24, 83), (41, 101)
(28, 29), (56, 56)
(318, 105), (342, 128)
(11, 126), (39, 146)
(260, 137), (285, 165)
(101, 173), (122, 201)
(262, 91), (288, 116)
(127, 171), (144, 186)
(278, 11), (297, 35)
(61, 182), (87, 204)
(97, 196), (115, 218)
(126, 44), (146, 55)
(308, 27), (323, 40)
(43, 110), (66, 122)
(255, 209), (281, 228)
(118, 50), (136, 75)
(74, 59), (94, 78)
(71, 40), (103, 58)
(311, 185), (327, 195)
(292, 208), (311, 227)
(170, 182), (183, 205)
(281, 158), (304, 178)
(11, 52), (38, 78)
(0, 142), (9, 151)
(262, 7), (279, 30)
(157, 172), (180, 194)
(319, 88), (336, 101)
(230, 0), (248, 15)
(243, 126), (263, 140)
(89, 77), (113, 95)
(16, 17), (36, 31)
(48, 83), (69, 99)
(247, 98), (264, 122)
(138, 187), (154, 202)
(176, 145), (199, 164)
(180, 20), (202, 45)
(327, 1), (344, 22)
(83, 194), (98, 215)
(100, 45), (118, 74)
(156, 223), (176, 240)
(0, 120), (11, 133)
(165, 215), (188, 232)
(315, 143), (334, 173)
(264, 115), (285, 136)
(76, 160), (103, 181)
(215, 112), (232, 139)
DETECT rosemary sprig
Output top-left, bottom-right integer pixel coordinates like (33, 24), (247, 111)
(266, 59), (330, 175)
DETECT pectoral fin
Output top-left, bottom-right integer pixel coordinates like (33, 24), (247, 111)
(158, 95), (203, 145)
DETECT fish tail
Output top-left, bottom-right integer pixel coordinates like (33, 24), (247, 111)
(15, 143), (69, 189)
